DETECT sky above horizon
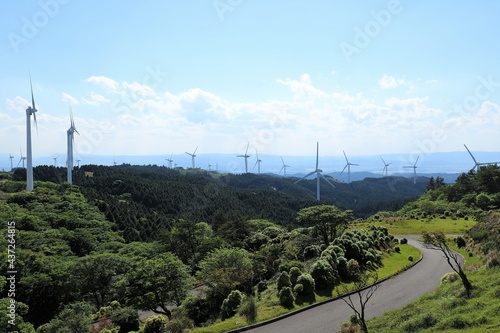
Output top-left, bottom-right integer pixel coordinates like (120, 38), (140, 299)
(1, 1), (500, 165)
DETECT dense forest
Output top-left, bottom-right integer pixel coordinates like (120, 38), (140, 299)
(0, 164), (498, 332)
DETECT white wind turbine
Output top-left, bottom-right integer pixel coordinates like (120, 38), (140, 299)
(404, 155), (419, 185)
(381, 157), (392, 177)
(340, 150), (359, 184)
(253, 149), (262, 174)
(464, 144), (500, 171)
(25, 74), (38, 191)
(9, 154), (14, 171)
(67, 107), (79, 184)
(53, 155), (60, 167)
(279, 157), (290, 177)
(237, 142), (250, 173)
(18, 146), (27, 168)
(294, 142), (336, 200)
(76, 159), (81, 167)
(166, 153), (174, 168)
(185, 146), (198, 168)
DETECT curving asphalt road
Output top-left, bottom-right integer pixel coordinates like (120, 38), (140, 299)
(243, 237), (460, 333)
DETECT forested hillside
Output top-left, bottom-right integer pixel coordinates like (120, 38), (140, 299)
(13, 164), (427, 242)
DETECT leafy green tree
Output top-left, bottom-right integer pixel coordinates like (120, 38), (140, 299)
(0, 299), (35, 333)
(197, 248), (253, 294)
(125, 252), (193, 319)
(36, 301), (94, 333)
(296, 205), (353, 245)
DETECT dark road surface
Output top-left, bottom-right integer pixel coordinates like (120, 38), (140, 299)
(243, 237), (459, 333)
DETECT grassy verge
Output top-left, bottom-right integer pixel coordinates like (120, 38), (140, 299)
(353, 217), (475, 235)
(368, 266), (500, 332)
(190, 243), (422, 333)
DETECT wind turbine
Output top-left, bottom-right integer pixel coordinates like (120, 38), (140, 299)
(76, 159), (81, 167)
(340, 150), (359, 183)
(9, 154), (14, 171)
(294, 142), (336, 200)
(404, 155), (419, 185)
(279, 157), (290, 177)
(185, 146), (198, 168)
(18, 146), (26, 168)
(464, 144), (500, 171)
(237, 142), (250, 173)
(67, 107), (79, 184)
(53, 155), (60, 167)
(166, 153), (174, 168)
(25, 74), (38, 191)
(253, 149), (262, 174)
(381, 157), (392, 177)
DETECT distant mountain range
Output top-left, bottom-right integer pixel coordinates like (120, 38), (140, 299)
(2, 151), (499, 184)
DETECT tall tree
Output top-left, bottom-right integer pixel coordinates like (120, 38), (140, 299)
(125, 252), (193, 319)
(296, 205), (353, 245)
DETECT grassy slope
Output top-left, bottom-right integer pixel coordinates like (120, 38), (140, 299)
(354, 216), (475, 235)
(368, 266), (500, 333)
(191, 243), (422, 333)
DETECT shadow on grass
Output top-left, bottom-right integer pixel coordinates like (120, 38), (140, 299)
(315, 286), (335, 298)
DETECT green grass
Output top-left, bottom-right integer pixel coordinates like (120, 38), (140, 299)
(368, 266), (500, 333)
(353, 217), (476, 235)
(190, 244), (422, 333)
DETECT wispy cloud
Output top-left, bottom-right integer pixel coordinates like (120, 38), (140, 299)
(82, 92), (111, 106)
(61, 92), (79, 105)
(378, 74), (406, 89)
(84, 75), (119, 90)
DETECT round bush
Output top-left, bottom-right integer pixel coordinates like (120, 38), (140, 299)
(221, 290), (244, 319)
(143, 315), (168, 333)
(277, 271), (291, 292)
(289, 267), (302, 286)
(293, 283), (303, 295)
(408, 255), (414, 262)
(399, 238), (408, 245)
(296, 273), (315, 296)
(309, 259), (337, 289)
(441, 272), (459, 284)
(278, 287), (295, 307)
(394, 246), (400, 253)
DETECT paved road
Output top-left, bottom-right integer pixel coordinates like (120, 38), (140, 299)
(244, 237), (459, 333)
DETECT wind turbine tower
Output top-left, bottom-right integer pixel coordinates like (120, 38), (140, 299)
(67, 107), (79, 184)
(185, 146), (198, 168)
(25, 74), (38, 191)
(404, 155), (419, 185)
(280, 157), (290, 177)
(9, 154), (14, 171)
(166, 153), (174, 168)
(340, 150), (359, 184)
(381, 157), (392, 177)
(237, 142), (250, 173)
(294, 142), (336, 200)
(253, 149), (262, 174)
(76, 159), (81, 167)
(464, 144), (500, 171)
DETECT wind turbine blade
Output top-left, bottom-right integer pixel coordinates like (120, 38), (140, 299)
(193, 146), (198, 155)
(279, 165), (284, 173)
(343, 150), (348, 163)
(255, 148), (259, 160)
(352, 163), (359, 166)
(414, 155), (420, 166)
(33, 111), (38, 134)
(339, 164), (348, 175)
(29, 72), (36, 110)
(463, 144), (478, 164)
(294, 171), (316, 184)
(381, 157), (386, 165)
(245, 142), (249, 155)
(281, 156), (285, 166)
(319, 173), (336, 188)
(316, 142), (319, 170)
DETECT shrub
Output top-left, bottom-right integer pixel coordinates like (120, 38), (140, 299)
(278, 287), (295, 307)
(394, 246), (400, 253)
(293, 283), (303, 295)
(455, 236), (466, 248)
(143, 315), (168, 333)
(221, 290), (244, 319)
(399, 238), (408, 244)
(289, 267), (302, 286)
(296, 273), (315, 295)
(238, 296), (257, 324)
(303, 245), (321, 259)
(181, 296), (211, 325)
(255, 280), (267, 293)
(279, 260), (304, 273)
(277, 271), (291, 292)
(164, 314), (193, 333)
(309, 259), (338, 289)
(441, 272), (459, 284)
(408, 255), (414, 262)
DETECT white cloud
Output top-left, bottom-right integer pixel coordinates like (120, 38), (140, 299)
(276, 74), (328, 100)
(6, 96), (29, 114)
(61, 92), (79, 105)
(82, 92), (111, 106)
(122, 81), (156, 97)
(379, 74), (406, 89)
(84, 76), (119, 90)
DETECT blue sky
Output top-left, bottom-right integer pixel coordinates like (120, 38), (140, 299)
(1, 1), (499, 167)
